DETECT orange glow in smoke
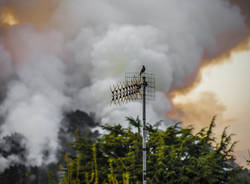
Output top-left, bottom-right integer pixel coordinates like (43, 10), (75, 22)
(168, 35), (250, 112)
(1, 8), (19, 26)
(167, 36), (250, 167)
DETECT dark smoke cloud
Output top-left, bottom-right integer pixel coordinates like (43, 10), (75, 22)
(59, 110), (99, 155)
(0, 133), (26, 172)
(229, 0), (250, 28)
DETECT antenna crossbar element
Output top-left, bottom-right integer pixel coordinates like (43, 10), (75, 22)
(125, 72), (155, 101)
(110, 79), (143, 104)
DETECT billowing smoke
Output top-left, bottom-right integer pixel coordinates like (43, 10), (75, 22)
(0, 25), (70, 169)
(0, 0), (247, 171)
(168, 92), (232, 132)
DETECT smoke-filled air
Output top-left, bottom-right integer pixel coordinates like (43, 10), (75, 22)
(0, 0), (248, 173)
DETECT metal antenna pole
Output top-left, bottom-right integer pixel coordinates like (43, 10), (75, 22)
(142, 76), (147, 184)
(111, 70), (155, 184)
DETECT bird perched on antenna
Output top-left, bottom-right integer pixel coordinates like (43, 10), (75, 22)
(139, 65), (145, 76)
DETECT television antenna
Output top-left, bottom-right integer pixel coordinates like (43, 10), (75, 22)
(110, 66), (155, 184)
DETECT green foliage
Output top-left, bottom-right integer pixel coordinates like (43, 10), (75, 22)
(147, 117), (238, 184)
(247, 151), (250, 166)
(58, 116), (244, 184)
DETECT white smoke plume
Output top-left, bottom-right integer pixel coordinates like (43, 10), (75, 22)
(0, 0), (247, 170)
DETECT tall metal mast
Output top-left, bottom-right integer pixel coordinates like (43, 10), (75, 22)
(142, 76), (147, 184)
(110, 67), (155, 184)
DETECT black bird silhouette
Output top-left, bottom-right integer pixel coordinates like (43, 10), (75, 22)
(139, 65), (145, 76)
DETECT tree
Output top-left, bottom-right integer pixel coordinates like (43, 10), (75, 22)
(0, 110), (99, 184)
(58, 116), (243, 184)
(147, 117), (238, 184)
